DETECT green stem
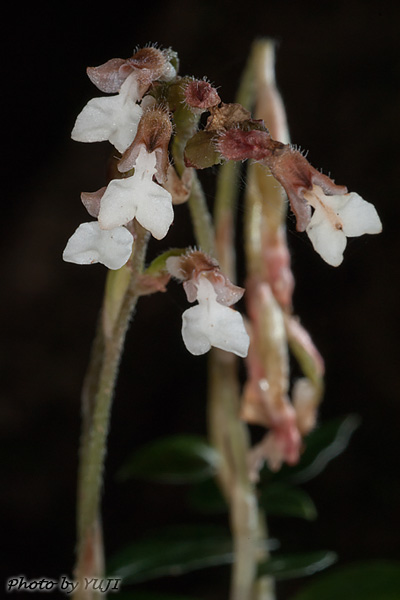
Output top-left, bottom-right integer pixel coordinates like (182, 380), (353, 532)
(74, 225), (149, 597)
(208, 351), (261, 600)
(207, 39), (281, 600)
(188, 172), (215, 256)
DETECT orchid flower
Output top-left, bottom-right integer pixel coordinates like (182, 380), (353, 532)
(304, 185), (382, 266)
(71, 73), (143, 153)
(167, 252), (250, 358)
(181, 277), (250, 357)
(98, 145), (173, 240)
(62, 221), (133, 270)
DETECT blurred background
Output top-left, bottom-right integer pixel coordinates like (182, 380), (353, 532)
(1, 1), (399, 598)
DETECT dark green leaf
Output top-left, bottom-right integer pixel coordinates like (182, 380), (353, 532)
(107, 524), (233, 584)
(258, 551), (337, 581)
(187, 478), (228, 514)
(117, 435), (220, 484)
(184, 131), (222, 169)
(290, 561), (400, 600)
(268, 414), (361, 484)
(259, 483), (317, 520)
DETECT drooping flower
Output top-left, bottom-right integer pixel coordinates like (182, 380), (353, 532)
(217, 129), (349, 231)
(62, 221), (133, 270)
(304, 185), (382, 266)
(97, 145), (173, 240)
(166, 251), (250, 357)
(217, 127), (382, 263)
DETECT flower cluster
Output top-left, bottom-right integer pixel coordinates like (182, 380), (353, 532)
(63, 47), (176, 270)
(63, 42), (383, 390)
(166, 251), (250, 357)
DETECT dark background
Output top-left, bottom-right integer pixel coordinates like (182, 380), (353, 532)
(1, 1), (399, 598)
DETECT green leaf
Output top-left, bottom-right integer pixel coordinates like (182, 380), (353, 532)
(259, 483), (317, 521)
(258, 551), (337, 581)
(117, 435), (220, 484)
(107, 524), (234, 584)
(187, 478), (228, 514)
(290, 561), (400, 600)
(144, 248), (187, 276)
(269, 414), (361, 484)
(184, 131), (222, 169)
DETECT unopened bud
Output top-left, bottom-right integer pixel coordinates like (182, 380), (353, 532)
(184, 79), (221, 112)
(217, 128), (275, 162)
(127, 46), (176, 86)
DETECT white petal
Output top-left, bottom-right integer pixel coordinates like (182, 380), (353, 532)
(118, 72), (141, 102)
(305, 186), (382, 265)
(306, 207), (347, 267)
(207, 301), (250, 357)
(62, 221), (133, 270)
(71, 94), (142, 153)
(182, 304), (213, 355)
(182, 279), (249, 357)
(336, 192), (382, 237)
(98, 178), (137, 230)
(134, 179), (173, 239)
(98, 148), (173, 238)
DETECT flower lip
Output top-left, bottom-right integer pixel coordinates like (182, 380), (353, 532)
(71, 73), (143, 154)
(304, 185), (382, 266)
(181, 278), (250, 358)
(62, 221), (133, 270)
(97, 146), (174, 240)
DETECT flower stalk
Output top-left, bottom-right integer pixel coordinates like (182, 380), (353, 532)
(207, 39), (286, 600)
(74, 225), (149, 598)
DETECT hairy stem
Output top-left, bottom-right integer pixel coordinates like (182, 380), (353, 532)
(208, 38), (285, 600)
(74, 225), (149, 598)
(188, 172), (215, 256)
(208, 351), (261, 600)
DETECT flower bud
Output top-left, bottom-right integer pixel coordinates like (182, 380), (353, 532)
(217, 128), (275, 162)
(184, 79), (221, 112)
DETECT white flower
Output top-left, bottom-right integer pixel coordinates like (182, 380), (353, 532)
(304, 185), (382, 266)
(98, 146), (173, 240)
(181, 277), (250, 357)
(71, 73), (143, 153)
(62, 221), (133, 270)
